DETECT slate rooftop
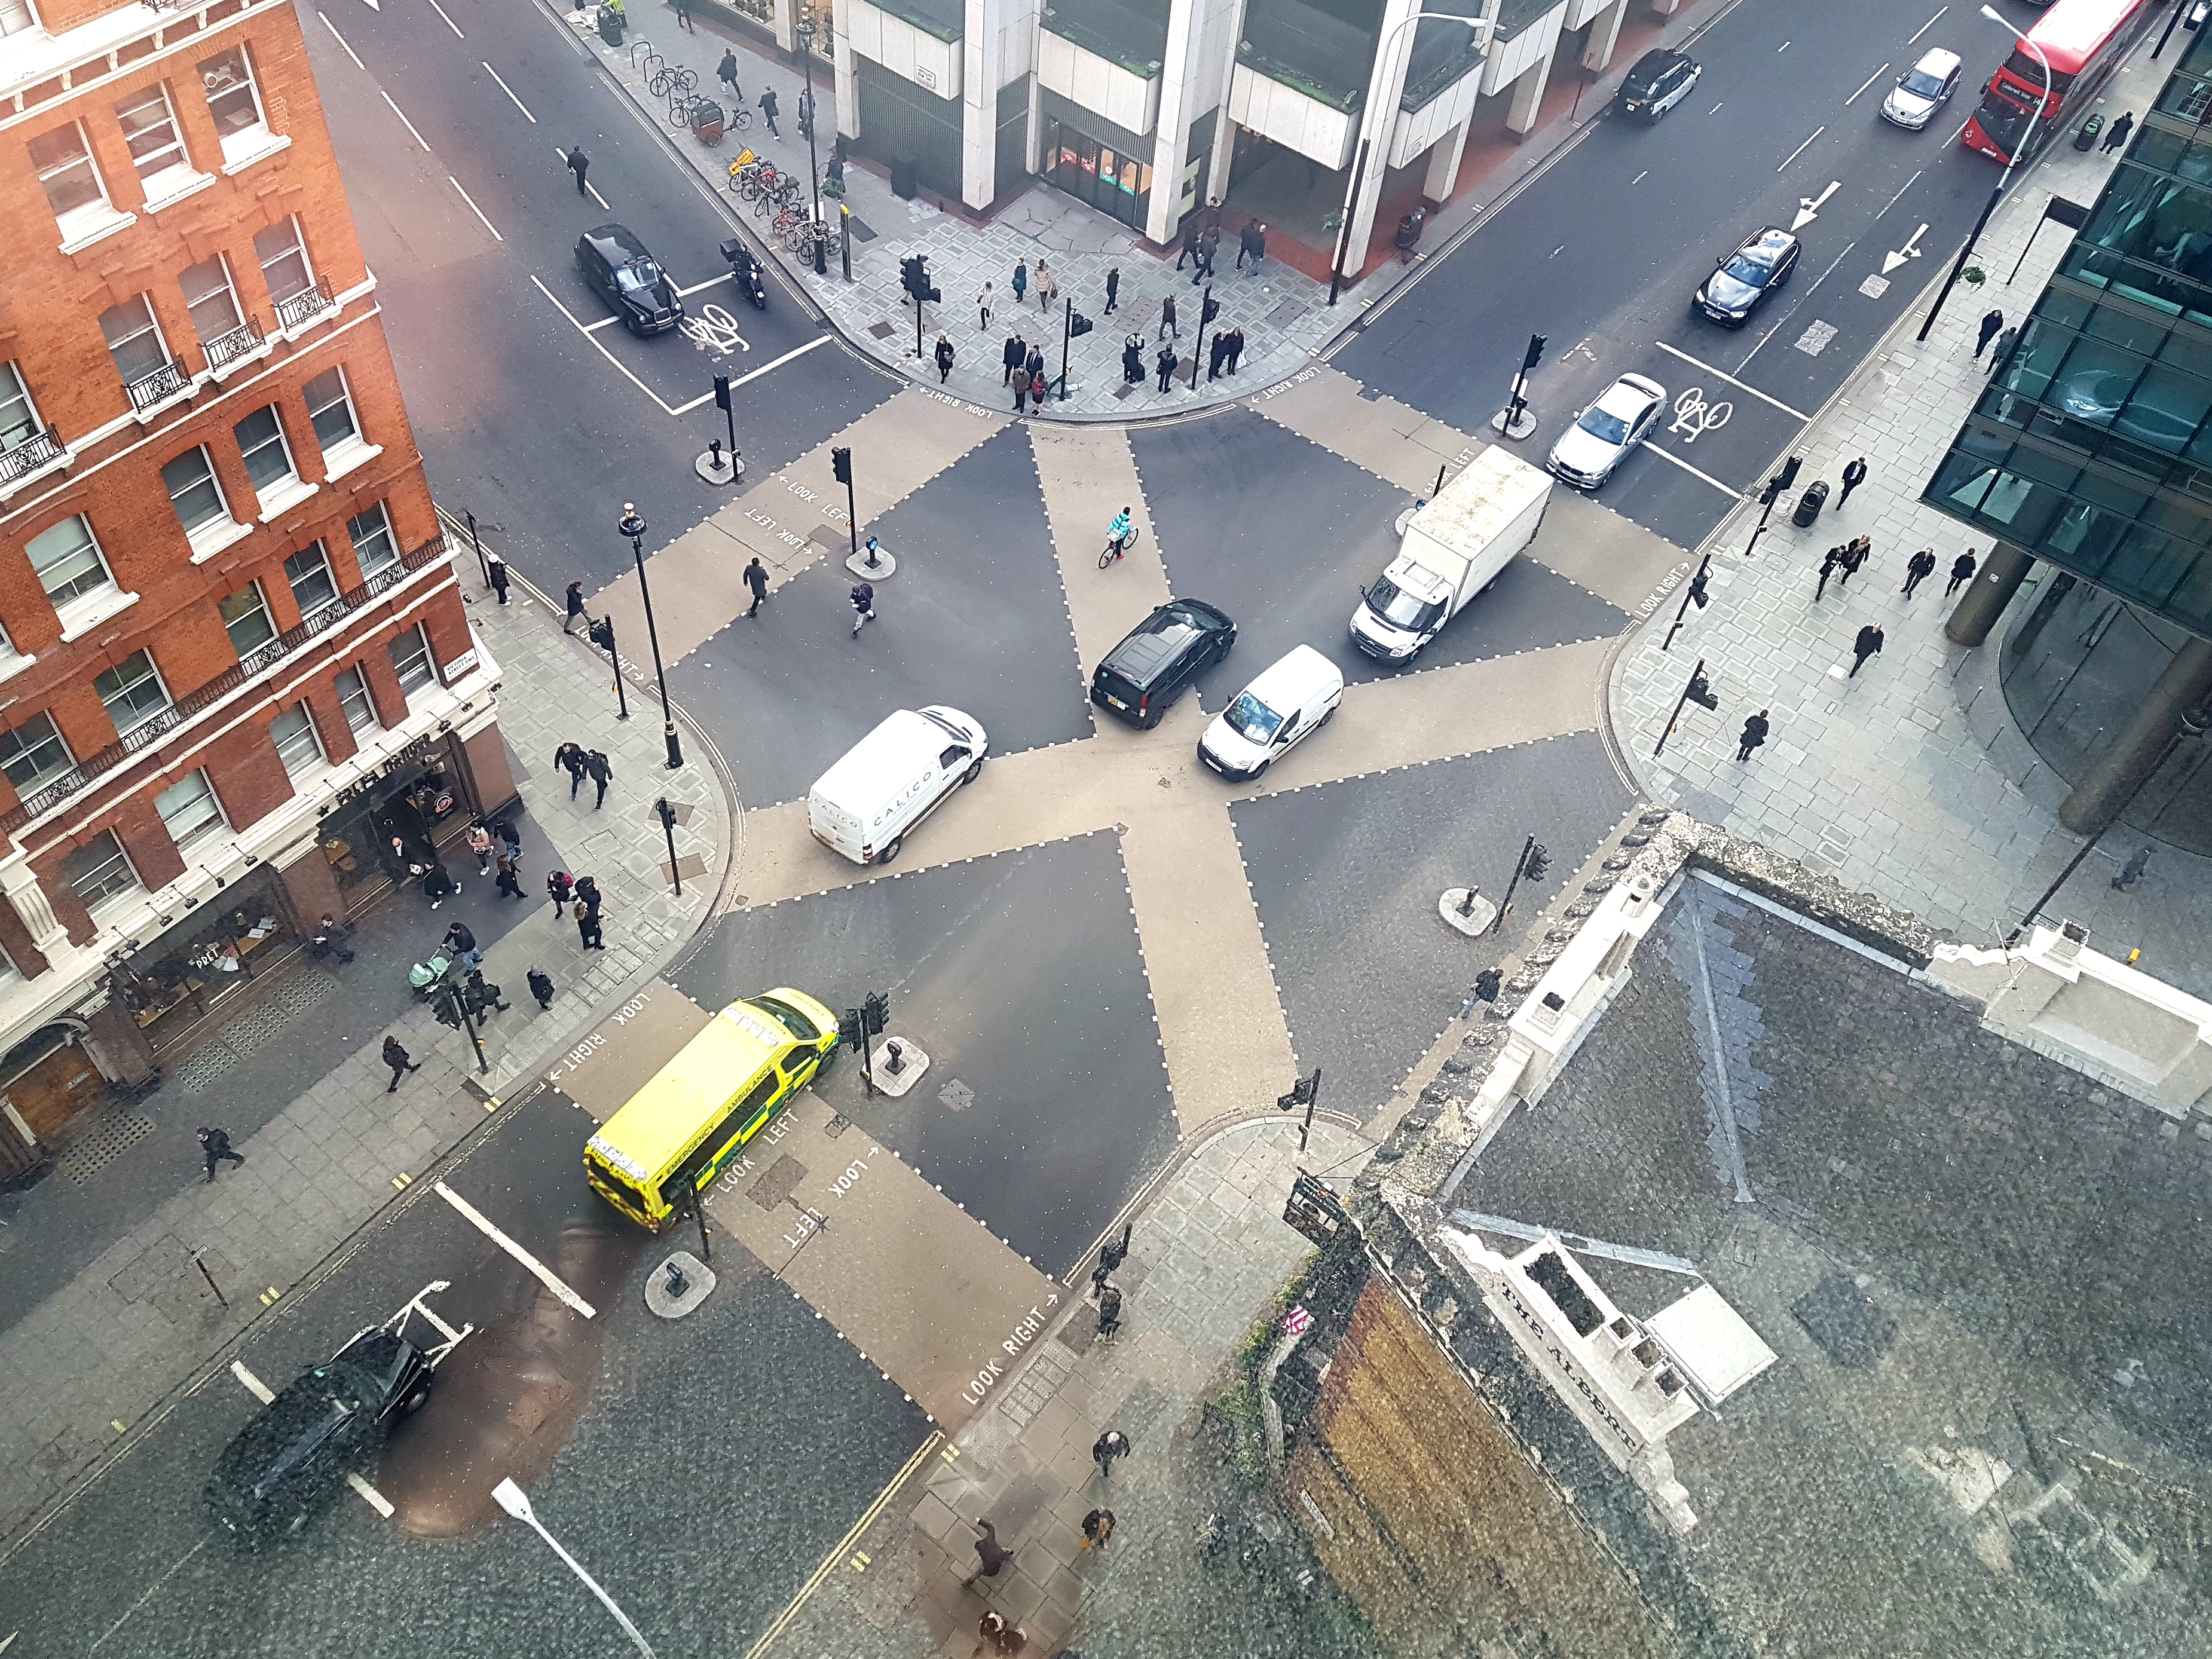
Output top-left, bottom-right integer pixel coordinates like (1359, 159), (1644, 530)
(1356, 821), (2212, 1659)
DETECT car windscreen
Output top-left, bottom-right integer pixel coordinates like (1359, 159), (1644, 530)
(1577, 406), (1630, 445)
(615, 260), (665, 293)
(1223, 691), (1284, 745)
(1901, 66), (1947, 97)
(752, 994), (819, 1042)
(1720, 252), (1770, 286)
(1366, 574), (1445, 632)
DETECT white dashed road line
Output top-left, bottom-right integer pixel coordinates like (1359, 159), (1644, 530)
(450, 175), (504, 241)
(429, 0), (466, 36)
(485, 60), (536, 121)
(318, 11), (366, 69)
(435, 1180), (598, 1317)
(1639, 441), (1743, 499)
(382, 89), (432, 152)
(230, 1360), (274, 1404)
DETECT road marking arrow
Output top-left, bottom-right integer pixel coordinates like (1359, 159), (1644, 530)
(1882, 223), (1929, 275)
(1791, 181), (1840, 231)
(361, 0), (378, 11)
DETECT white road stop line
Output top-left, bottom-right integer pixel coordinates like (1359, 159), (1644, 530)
(436, 1181), (598, 1318)
(230, 1361), (274, 1404)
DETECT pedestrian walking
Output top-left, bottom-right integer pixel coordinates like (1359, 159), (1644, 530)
(585, 748), (612, 809)
(1902, 548), (1938, 598)
(718, 47), (741, 104)
(1197, 225), (1220, 282)
(1155, 342), (1177, 393)
(1104, 266), (1119, 315)
(495, 854), (524, 899)
(467, 821), (494, 876)
(564, 580), (588, 634)
(1975, 308), (2005, 358)
(966, 1519), (1014, 1586)
(417, 859), (455, 908)
(1839, 537), (1868, 587)
(198, 1126), (246, 1181)
(1081, 1508), (1116, 1550)
(578, 905), (605, 950)
(566, 145), (589, 196)
(978, 281), (994, 330)
(850, 581), (875, 636)
(2112, 846), (2151, 890)
(1096, 1281), (1123, 1336)
(1244, 221), (1267, 275)
(1849, 623), (1885, 677)
(1034, 259), (1055, 310)
(487, 551), (510, 605)
(1945, 550), (1978, 598)
(1838, 457), (1868, 507)
(1225, 326), (1245, 374)
(1176, 221), (1200, 270)
(445, 920), (482, 973)
(1158, 293), (1178, 340)
(1011, 259), (1027, 305)
(1013, 373), (1027, 415)
(1002, 331), (1024, 385)
(674, 0), (693, 30)
(527, 966), (556, 1009)
(547, 869), (574, 916)
(1735, 709), (1769, 763)
(1092, 1429), (1131, 1480)
(2102, 111), (2134, 152)
(1090, 1222), (1131, 1295)
(555, 742), (588, 800)
(1815, 546), (1844, 602)
(935, 333), (955, 383)
(742, 556), (770, 618)
(758, 87), (778, 136)
(1122, 335), (1144, 383)
(1990, 325), (2018, 369)
(383, 1036), (420, 1092)
(497, 819), (522, 866)
(310, 912), (354, 965)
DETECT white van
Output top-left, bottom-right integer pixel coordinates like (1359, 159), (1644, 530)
(1197, 645), (1344, 781)
(807, 706), (987, 865)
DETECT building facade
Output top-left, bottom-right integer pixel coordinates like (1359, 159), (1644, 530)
(0, 0), (504, 1173)
(1922, 22), (2212, 849)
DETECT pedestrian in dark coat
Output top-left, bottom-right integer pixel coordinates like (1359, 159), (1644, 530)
(1975, 308), (2005, 357)
(966, 1519), (1014, 1585)
(1003, 332), (1025, 385)
(487, 552), (510, 605)
(1014, 373), (1028, 415)
(1026, 344), (1045, 379)
(1838, 457), (1868, 506)
(1081, 1508), (1116, 1550)
(495, 855), (524, 899)
(1011, 259), (1027, 305)
(745, 556), (769, 617)
(1158, 293), (1177, 340)
(2102, 111), (2134, 152)
(1208, 333), (1227, 379)
(1092, 1429), (1131, 1480)
(418, 861), (455, 907)
(1902, 548), (1938, 598)
(1850, 623), (1884, 677)
(674, 0), (693, 31)
(578, 905), (605, 950)
(1225, 327), (1245, 373)
(1155, 343), (1177, 392)
(1096, 1282), (1123, 1334)
(497, 820), (522, 865)
(1123, 335), (1144, 383)
(1198, 225), (1220, 281)
(2112, 846), (2151, 890)
(585, 749), (612, 809)
(850, 581), (875, 636)
(383, 1036), (420, 1092)
(1091, 1221), (1131, 1294)
(198, 1126), (246, 1181)
(1945, 550), (1978, 597)
(1815, 546), (1844, 602)
(564, 581), (588, 634)
(717, 48), (741, 103)
(1736, 710), (1769, 763)
(758, 87), (779, 136)
(935, 333), (954, 383)
(547, 870), (574, 916)
(566, 145), (589, 196)
(527, 967), (556, 1009)
(555, 742), (588, 799)
(1176, 221), (1200, 270)
(1840, 537), (1868, 586)
(1104, 266), (1119, 314)
(574, 875), (602, 916)
(445, 920), (481, 972)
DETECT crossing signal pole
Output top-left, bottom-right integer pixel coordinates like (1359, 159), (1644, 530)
(832, 445), (858, 561)
(1489, 836), (1550, 935)
(1654, 658), (1720, 757)
(1661, 553), (1712, 652)
(1277, 1067), (1323, 1153)
(1492, 332), (1544, 439)
(1744, 455), (1800, 560)
(841, 991), (892, 1098)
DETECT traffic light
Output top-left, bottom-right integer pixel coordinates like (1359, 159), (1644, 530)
(899, 255), (939, 303)
(1777, 455), (1802, 490)
(1069, 311), (1094, 339)
(862, 990), (891, 1036)
(715, 373), (732, 412)
(1522, 842), (1551, 882)
(831, 446), (852, 484)
(588, 617), (615, 652)
(1686, 668), (1719, 711)
(433, 991), (463, 1030)
(1201, 293), (1221, 325)
(1687, 564), (1710, 609)
(1523, 333), (1548, 371)
(839, 1008), (862, 1048)
(1275, 1068), (1320, 1111)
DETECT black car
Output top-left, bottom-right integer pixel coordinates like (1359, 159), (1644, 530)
(1090, 600), (1236, 729)
(206, 1329), (432, 1539)
(576, 223), (683, 335)
(1694, 226), (1800, 326)
(1617, 48), (1701, 121)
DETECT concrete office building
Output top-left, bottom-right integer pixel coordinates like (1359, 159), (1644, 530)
(0, 0), (503, 1174)
(822, 0), (1671, 273)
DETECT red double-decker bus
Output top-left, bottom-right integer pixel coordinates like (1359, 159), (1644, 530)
(1960, 0), (2157, 164)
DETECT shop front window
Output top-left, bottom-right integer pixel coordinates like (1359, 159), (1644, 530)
(112, 867), (297, 1051)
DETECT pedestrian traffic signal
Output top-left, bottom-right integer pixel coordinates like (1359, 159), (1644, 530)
(1523, 333), (1548, 371)
(1522, 843), (1551, 882)
(831, 445), (852, 484)
(1777, 455), (1802, 491)
(714, 374), (732, 412)
(588, 617), (615, 652)
(861, 990), (891, 1036)
(1686, 669), (1719, 711)
(1201, 293), (1220, 325)
(839, 1008), (862, 1048)
(1069, 311), (1094, 338)
(433, 992), (463, 1030)
(1687, 564), (1710, 608)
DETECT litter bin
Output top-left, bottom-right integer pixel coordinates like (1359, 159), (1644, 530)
(2074, 114), (2103, 152)
(596, 3), (624, 44)
(1791, 479), (1829, 528)
(891, 158), (918, 200)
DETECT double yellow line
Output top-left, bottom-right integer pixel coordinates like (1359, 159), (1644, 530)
(741, 1430), (944, 1659)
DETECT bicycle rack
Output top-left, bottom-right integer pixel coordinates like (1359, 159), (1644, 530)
(629, 37), (654, 69)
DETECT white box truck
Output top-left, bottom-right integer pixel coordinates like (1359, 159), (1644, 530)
(1349, 445), (1552, 664)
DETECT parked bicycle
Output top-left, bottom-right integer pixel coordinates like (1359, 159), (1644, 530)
(647, 62), (696, 99)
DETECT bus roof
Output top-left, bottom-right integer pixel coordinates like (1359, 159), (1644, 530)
(2023, 0), (2148, 76)
(591, 997), (800, 1173)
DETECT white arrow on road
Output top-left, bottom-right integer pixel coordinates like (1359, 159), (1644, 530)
(1792, 182), (1840, 231)
(360, 0), (378, 11)
(1882, 223), (1929, 275)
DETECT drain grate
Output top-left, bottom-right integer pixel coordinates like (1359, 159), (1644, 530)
(56, 1115), (156, 1183)
(172, 969), (341, 1095)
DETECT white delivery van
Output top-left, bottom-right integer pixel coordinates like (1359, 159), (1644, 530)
(807, 706), (987, 865)
(1351, 445), (1551, 665)
(1197, 645), (1344, 781)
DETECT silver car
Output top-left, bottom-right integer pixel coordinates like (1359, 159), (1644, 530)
(1881, 48), (1962, 130)
(1547, 374), (1668, 490)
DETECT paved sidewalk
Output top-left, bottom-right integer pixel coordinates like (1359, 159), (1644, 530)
(1611, 40), (2212, 1002)
(760, 1115), (1373, 1658)
(0, 536), (732, 1551)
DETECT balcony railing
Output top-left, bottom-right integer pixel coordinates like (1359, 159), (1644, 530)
(201, 317), (265, 375)
(124, 357), (191, 416)
(0, 534), (454, 835)
(273, 279), (336, 333)
(0, 425), (66, 488)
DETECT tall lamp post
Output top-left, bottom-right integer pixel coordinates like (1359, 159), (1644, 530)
(1918, 7), (2051, 344)
(617, 503), (684, 770)
(796, 14), (826, 276)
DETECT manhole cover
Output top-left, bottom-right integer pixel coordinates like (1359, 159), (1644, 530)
(1793, 320), (1838, 357)
(173, 969), (342, 1094)
(938, 1078), (974, 1112)
(868, 322), (897, 340)
(749, 1154), (806, 1211)
(56, 1115), (157, 1184)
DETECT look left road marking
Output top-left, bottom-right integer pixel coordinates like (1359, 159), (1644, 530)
(436, 1180), (598, 1317)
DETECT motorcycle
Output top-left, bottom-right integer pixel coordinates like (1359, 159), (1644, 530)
(720, 238), (769, 310)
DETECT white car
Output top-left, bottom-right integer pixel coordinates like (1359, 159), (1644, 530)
(1547, 374), (1667, 490)
(1881, 48), (1962, 131)
(1197, 645), (1343, 782)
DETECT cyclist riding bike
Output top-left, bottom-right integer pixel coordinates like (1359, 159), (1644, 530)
(1107, 509), (1133, 553)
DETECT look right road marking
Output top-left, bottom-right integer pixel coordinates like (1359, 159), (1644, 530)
(435, 1181), (597, 1317)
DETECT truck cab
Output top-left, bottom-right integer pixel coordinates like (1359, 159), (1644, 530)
(1351, 555), (1455, 660)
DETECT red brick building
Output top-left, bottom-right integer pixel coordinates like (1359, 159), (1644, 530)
(0, 0), (507, 1168)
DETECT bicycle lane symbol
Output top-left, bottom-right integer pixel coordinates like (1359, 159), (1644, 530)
(1671, 385), (1733, 444)
(680, 304), (749, 357)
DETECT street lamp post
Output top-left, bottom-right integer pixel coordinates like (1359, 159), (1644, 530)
(617, 503), (683, 770)
(491, 1480), (656, 1658)
(1919, 7), (2052, 344)
(796, 16), (825, 276)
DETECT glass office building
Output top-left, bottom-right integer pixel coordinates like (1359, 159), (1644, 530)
(1921, 26), (2212, 851)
